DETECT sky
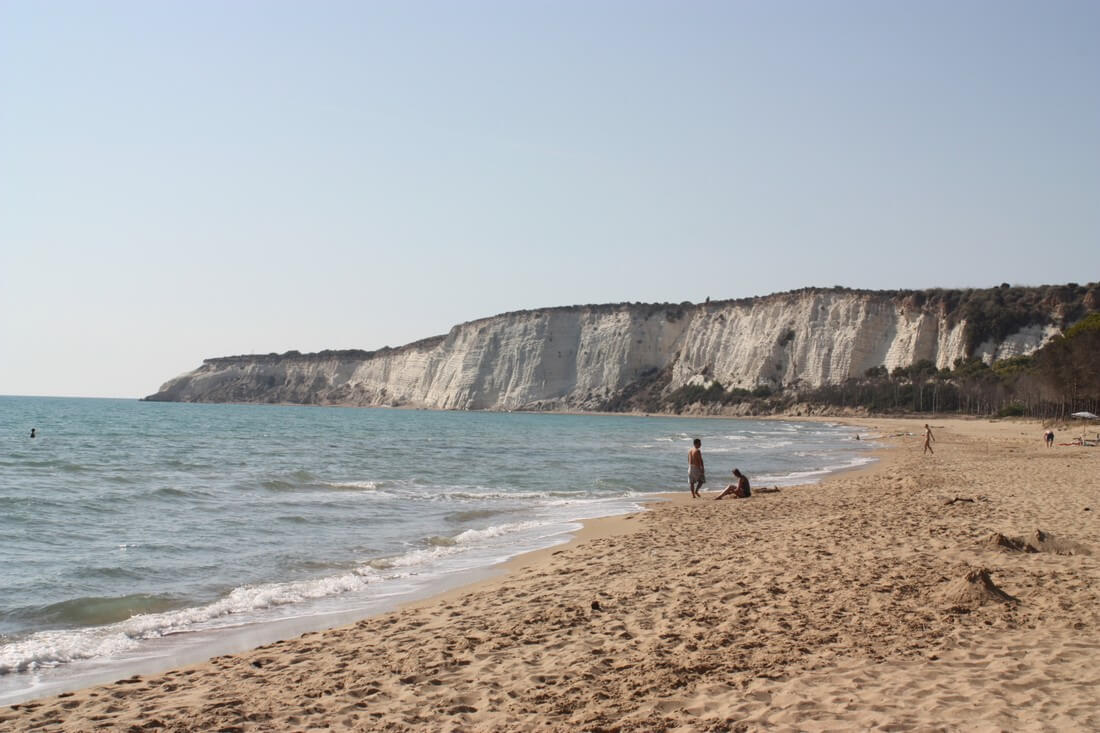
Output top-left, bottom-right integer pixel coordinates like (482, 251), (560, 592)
(1, 1), (1098, 398)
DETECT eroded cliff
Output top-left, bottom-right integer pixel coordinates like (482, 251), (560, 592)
(146, 285), (1097, 411)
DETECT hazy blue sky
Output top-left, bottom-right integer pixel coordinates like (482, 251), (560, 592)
(2, 1), (1098, 398)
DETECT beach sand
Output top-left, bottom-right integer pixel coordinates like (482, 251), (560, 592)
(3, 417), (1098, 731)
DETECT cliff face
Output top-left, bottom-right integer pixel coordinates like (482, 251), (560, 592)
(146, 287), (1092, 410)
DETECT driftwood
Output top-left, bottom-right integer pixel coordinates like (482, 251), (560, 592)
(944, 496), (976, 505)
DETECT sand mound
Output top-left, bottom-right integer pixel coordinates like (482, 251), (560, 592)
(1028, 529), (1088, 556)
(941, 568), (1019, 610)
(983, 532), (1037, 553)
(982, 529), (1088, 556)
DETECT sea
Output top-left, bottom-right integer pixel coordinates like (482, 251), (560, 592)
(0, 396), (874, 703)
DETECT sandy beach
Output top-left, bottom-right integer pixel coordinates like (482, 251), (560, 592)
(3, 417), (1098, 731)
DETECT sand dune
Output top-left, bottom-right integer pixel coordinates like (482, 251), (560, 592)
(3, 417), (1098, 731)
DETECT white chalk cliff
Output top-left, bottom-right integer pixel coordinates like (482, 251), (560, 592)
(146, 288), (1082, 410)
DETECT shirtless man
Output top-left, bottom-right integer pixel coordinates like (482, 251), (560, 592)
(715, 468), (750, 500)
(688, 438), (705, 498)
(923, 423), (935, 454)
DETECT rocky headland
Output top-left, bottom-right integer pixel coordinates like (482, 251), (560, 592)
(145, 284), (1098, 412)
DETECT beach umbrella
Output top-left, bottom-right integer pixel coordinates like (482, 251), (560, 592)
(1071, 411), (1099, 445)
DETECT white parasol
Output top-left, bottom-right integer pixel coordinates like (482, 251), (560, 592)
(1070, 412), (1099, 445)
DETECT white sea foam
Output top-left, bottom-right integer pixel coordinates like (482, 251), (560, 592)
(754, 455), (876, 486)
(321, 480), (384, 490)
(0, 629), (141, 675)
(454, 520), (543, 543)
(0, 571), (382, 675)
(425, 489), (588, 502)
(372, 520), (551, 571)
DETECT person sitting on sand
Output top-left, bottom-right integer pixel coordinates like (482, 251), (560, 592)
(715, 469), (750, 500)
(688, 438), (705, 498)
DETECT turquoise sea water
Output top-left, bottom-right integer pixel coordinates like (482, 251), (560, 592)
(0, 396), (872, 701)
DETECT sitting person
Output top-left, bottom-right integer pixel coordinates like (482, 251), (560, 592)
(715, 468), (751, 500)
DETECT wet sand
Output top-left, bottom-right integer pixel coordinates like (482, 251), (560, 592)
(3, 417), (1098, 731)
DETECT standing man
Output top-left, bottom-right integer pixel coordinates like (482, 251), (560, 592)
(1044, 428), (1055, 447)
(923, 423), (935, 454)
(688, 438), (705, 498)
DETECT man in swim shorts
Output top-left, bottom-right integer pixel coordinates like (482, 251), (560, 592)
(688, 438), (705, 498)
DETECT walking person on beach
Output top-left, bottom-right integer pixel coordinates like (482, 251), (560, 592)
(923, 424), (935, 454)
(715, 468), (751, 500)
(1044, 429), (1055, 448)
(688, 438), (705, 498)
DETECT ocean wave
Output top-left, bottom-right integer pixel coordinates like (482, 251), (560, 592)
(260, 479), (300, 491)
(542, 494), (641, 508)
(159, 458), (210, 470)
(259, 470), (320, 491)
(366, 520), (553, 572)
(444, 508), (510, 523)
(0, 495), (62, 511)
(429, 490), (558, 502)
(277, 514), (317, 525)
(754, 455), (876, 486)
(0, 571), (381, 675)
(261, 476), (392, 496)
(423, 520), (544, 553)
(19, 459), (77, 469)
(150, 486), (192, 499)
(0, 628), (142, 675)
(453, 521), (543, 544)
(22, 594), (186, 629)
(366, 545), (462, 570)
(319, 480), (385, 491)
(282, 557), (361, 573)
(706, 439), (792, 453)
(68, 565), (150, 582)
